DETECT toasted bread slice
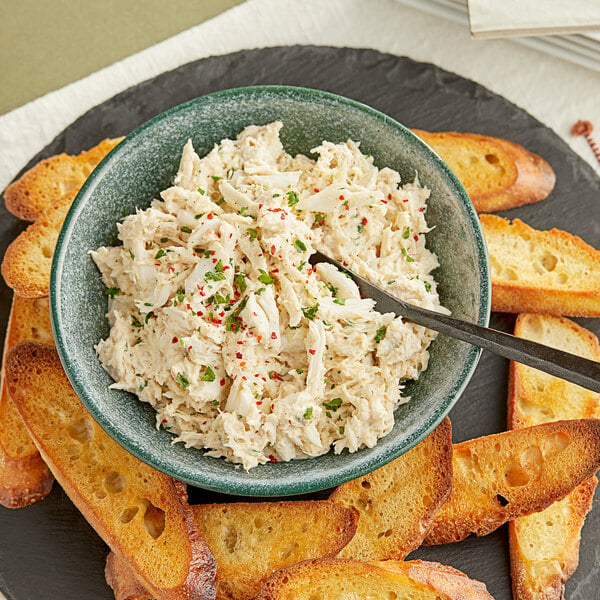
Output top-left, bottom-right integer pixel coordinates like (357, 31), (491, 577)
(330, 417), (452, 560)
(480, 214), (600, 316)
(1, 189), (77, 297)
(508, 314), (600, 600)
(254, 558), (455, 599)
(0, 296), (54, 508)
(106, 500), (358, 600)
(412, 130), (555, 213)
(105, 550), (155, 600)
(424, 419), (600, 545)
(4, 137), (123, 221)
(5, 342), (216, 600)
(374, 560), (494, 600)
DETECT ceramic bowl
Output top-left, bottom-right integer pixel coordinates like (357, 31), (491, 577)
(51, 86), (490, 496)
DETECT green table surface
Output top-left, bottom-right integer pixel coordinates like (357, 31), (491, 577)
(0, 0), (244, 116)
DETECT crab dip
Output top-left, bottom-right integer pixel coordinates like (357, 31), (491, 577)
(91, 122), (447, 470)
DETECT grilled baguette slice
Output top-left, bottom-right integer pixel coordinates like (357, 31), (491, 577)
(254, 558), (492, 600)
(5, 342), (216, 600)
(412, 130), (555, 213)
(107, 500), (358, 600)
(480, 214), (600, 316)
(1, 189), (78, 298)
(374, 560), (494, 600)
(4, 137), (123, 221)
(508, 314), (600, 600)
(0, 296), (54, 508)
(330, 417), (452, 560)
(424, 419), (600, 545)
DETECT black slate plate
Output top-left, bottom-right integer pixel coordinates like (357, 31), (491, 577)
(1, 46), (599, 600)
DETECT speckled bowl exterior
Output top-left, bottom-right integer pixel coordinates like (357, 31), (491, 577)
(50, 86), (490, 496)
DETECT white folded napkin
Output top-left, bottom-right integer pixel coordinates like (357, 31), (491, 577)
(468, 0), (600, 38)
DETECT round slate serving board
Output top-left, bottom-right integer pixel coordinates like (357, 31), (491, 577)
(1, 46), (599, 600)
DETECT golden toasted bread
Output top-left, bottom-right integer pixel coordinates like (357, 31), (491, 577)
(254, 558), (494, 600)
(412, 130), (555, 213)
(480, 214), (600, 317)
(1, 189), (77, 298)
(374, 560), (494, 600)
(330, 417), (452, 560)
(0, 296), (54, 508)
(5, 342), (216, 600)
(105, 551), (150, 600)
(424, 419), (600, 545)
(107, 500), (358, 600)
(508, 314), (600, 600)
(4, 137), (123, 221)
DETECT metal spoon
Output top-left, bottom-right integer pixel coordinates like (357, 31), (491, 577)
(309, 251), (600, 393)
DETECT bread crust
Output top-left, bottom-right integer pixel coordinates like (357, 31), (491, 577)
(508, 314), (600, 600)
(481, 214), (600, 317)
(4, 137), (123, 221)
(412, 130), (555, 213)
(424, 419), (600, 545)
(5, 342), (216, 600)
(0, 296), (54, 508)
(330, 417), (452, 560)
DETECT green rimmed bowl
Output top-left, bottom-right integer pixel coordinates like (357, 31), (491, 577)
(50, 85), (490, 496)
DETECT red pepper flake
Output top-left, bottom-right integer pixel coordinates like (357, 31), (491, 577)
(271, 332), (277, 340)
(188, 346), (192, 351)
(344, 204), (349, 210)
(280, 213), (285, 220)
(219, 311), (225, 317)
(255, 373), (259, 377)
(257, 335), (263, 342)
(220, 378), (225, 386)
(236, 352), (243, 359)
(272, 268), (279, 273)
(413, 234), (419, 241)
(339, 194), (345, 200)
(269, 455), (278, 463)
(199, 289), (206, 297)
(242, 375), (247, 380)
(270, 245), (276, 255)
(229, 299), (236, 304)
(212, 258), (217, 263)
(361, 217), (368, 226)
(236, 340), (243, 345)
(418, 207), (424, 212)
(314, 188), (320, 193)
(172, 337), (178, 343)
(256, 400), (263, 405)
(223, 265), (230, 270)
(253, 312), (257, 317)
(197, 311), (203, 316)
(387, 193), (392, 200)
(381, 199), (388, 204)
(186, 304), (192, 311)
(288, 419), (292, 424)
(240, 361), (246, 368)
(168, 267), (175, 273)
(202, 421), (207, 425)
(308, 349), (316, 355)
(207, 213), (214, 220)
(403, 198), (408, 203)
(162, 419), (167, 424)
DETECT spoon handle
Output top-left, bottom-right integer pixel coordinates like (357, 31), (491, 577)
(310, 252), (600, 393)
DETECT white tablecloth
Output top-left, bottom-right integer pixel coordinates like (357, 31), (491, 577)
(1, 0), (599, 188)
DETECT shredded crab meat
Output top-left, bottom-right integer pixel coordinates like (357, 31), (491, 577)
(91, 122), (447, 470)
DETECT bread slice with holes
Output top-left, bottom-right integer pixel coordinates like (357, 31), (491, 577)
(0, 296), (54, 508)
(480, 214), (600, 316)
(5, 342), (216, 600)
(423, 419), (600, 546)
(508, 313), (600, 600)
(1, 189), (78, 297)
(106, 500), (359, 600)
(374, 560), (494, 600)
(254, 558), (492, 600)
(330, 417), (452, 560)
(412, 130), (555, 213)
(4, 137), (123, 221)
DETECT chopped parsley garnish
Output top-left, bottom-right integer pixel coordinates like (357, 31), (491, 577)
(195, 248), (211, 258)
(226, 296), (248, 332)
(297, 261), (306, 271)
(239, 206), (249, 216)
(181, 226), (193, 234)
(287, 190), (300, 207)
(133, 337), (142, 346)
(357, 223), (365, 234)
(210, 175), (222, 182)
(302, 303), (319, 320)
(200, 366), (216, 382)
(160, 237), (169, 243)
(197, 187), (206, 195)
(177, 288), (185, 303)
(314, 212), (326, 225)
(144, 311), (155, 324)
(258, 270), (274, 285)
(154, 249), (166, 259)
(216, 197), (225, 205)
(176, 372), (190, 389)
(205, 271), (226, 282)
(323, 398), (343, 411)
(296, 368), (304, 374)
(338, 426), (345, 435)
(215, 259), (224, 272)
(401, 247), (414, 262)
(424, 281), (432, 292)
(209, 399), (220, 406)
(129, 250), (135, 260)
(303, 407), (313, 420)
(131, 315), (143, 328)
(255, 287), (266, 295)
(294, 239), (307, 252)
(374, 325), (387, 343)
(403, 226), (411, 239)
(326, 283), (338, 296)
(194, 213), (205, 220)
(234, 273), (247, 293)
(104, 287), (120, 298)
(333, 298), (346, 306)
(247, 228), (258, 241)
